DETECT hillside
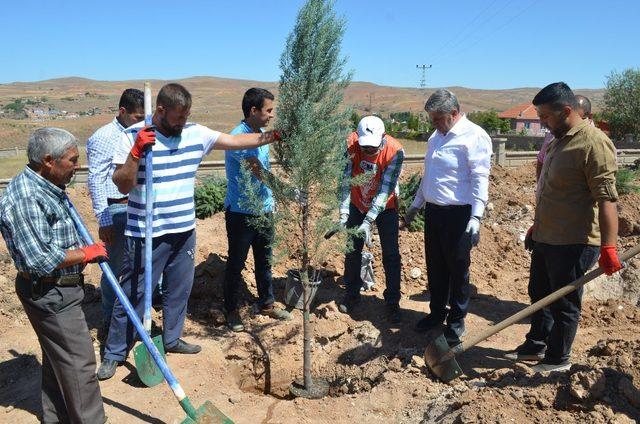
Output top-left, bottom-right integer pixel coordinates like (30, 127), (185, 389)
(0, 76), (605, 149)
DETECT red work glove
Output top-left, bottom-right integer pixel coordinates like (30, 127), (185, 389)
(272, 130), (282, 141)
(524, 226), (535, 252)
(599, 245), (622, 275)
(130, 126), (156, 159)
(80, 243), (109, 264)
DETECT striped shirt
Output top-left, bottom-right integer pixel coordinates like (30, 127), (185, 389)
(0, 166), (83, 277)
(112, 122), (220, 238)
(87, 117), (128, 227)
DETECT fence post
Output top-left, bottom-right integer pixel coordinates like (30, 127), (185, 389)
(492, 137), (507, 166)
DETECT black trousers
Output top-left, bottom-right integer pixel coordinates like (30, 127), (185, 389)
(15, 276), (105, 424)
(526, 242), (598, 363)
(424, 203), (472, 328)
(223, 210), (275, 312)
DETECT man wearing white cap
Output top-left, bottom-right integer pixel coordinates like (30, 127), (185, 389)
(338, 115), (404, 324)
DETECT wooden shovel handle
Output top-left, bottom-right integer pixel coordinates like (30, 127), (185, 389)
(457, 243), (640, 354)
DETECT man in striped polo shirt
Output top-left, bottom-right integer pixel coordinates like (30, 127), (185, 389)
(97, 83), (281, 380)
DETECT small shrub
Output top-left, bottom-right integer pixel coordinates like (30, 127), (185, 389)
(616, 168), (640, 195)
(194, 176), (227, 219)
(399, 173), (424, 232)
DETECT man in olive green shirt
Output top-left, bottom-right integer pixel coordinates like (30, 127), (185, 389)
(506, 82), (622, 373)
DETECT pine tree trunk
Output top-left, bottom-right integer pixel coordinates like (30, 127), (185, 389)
(301, 202), (312, 389)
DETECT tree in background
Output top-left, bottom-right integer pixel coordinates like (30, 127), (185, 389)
(467, 109), (510, 135)
(240, 0), (352, 399)
(603, 68), (640, 140)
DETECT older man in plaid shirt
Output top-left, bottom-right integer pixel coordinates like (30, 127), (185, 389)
(0, 128), (107, 423)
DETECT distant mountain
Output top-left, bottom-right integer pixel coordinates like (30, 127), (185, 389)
(0, 76), (605, 149)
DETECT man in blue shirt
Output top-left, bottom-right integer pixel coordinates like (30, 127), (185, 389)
(224, 88), (291, 331)
(87, 88), (144, 329)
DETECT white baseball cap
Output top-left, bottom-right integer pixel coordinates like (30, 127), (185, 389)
(357, 116), (385, 147)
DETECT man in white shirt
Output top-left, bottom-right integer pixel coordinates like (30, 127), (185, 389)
(402, 89), (492, 347)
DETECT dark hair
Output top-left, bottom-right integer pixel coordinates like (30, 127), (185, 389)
(532, 82), (578, 111)
(157, 83), (192, 110)
(118, 88), (144, 112)
(241, 88), (274, 118)
(575, 94), (592, 117)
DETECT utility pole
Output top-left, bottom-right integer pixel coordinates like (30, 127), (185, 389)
(367, 92), (374, 112)
(416, 64), (432, 89)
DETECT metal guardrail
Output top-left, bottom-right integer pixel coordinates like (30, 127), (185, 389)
(2, 150), (640, 192)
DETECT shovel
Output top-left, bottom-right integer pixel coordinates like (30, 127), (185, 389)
(132, 82), (165, 387)
(65, 197), (233, 423)
(424, 243), (640, 383)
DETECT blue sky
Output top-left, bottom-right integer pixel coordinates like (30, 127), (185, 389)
(1, 0), (637, 89)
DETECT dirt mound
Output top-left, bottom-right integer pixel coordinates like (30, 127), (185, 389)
(422, 338), (640, 423)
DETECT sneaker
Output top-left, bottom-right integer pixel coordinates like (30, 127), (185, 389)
(414, 313), (444, 333)
(97, 359), (120, 381)
(386, 304), (402, 324)
(530, 361), (572, 373)
(338, 295), (361, 314)
(226, 309), (244, 332)
(165, 339), (201, 354)
(260, 305), (292, 321)
(504, 340), (546, 361)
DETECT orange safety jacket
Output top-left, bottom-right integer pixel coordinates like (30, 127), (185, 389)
(347, 132), (402, 213)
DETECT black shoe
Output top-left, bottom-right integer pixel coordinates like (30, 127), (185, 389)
(226, 309), (244, 332)
(386, 304), (402, 324)
(504, 340), (546, 361)
(338, 295), (360, 314)
(165, 339), (201, 354)
(414, 313), (444, 333)
(444, 324), (466, 347)
(97, 359), (119, 381)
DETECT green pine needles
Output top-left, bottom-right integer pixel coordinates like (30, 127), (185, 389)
(240, 0), (353, 273)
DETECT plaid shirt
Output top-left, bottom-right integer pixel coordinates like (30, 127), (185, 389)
(0, 167), (83, 277)
(87, 117), (127, 227)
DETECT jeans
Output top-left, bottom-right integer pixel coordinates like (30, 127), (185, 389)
(100, 203), (127, 324)
(423, 203), (472, 330)
(104, 230), (196, 361)
(223, 210), (275, 312)
(344, 203), (401, 306)
(526, 242), (598, 363)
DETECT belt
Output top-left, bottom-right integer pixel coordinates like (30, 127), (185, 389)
(18, 272), (84, 286)
(107, 197), (128, 206)
(425, 202), (470, 210)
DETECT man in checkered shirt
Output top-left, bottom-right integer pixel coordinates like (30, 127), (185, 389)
(87, 88), (144, 327)
(0, 127), (107, 423)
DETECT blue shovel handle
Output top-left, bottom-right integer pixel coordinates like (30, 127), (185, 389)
(64, 197), (195, 416)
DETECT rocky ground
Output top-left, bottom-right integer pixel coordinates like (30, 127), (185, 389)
(0, 162), (639, 423)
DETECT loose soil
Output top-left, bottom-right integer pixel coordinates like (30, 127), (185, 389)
(0, 162), (639, 423)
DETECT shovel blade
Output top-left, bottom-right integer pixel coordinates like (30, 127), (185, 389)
(180, 401), (234, 424)
(424, 333), (464, 383)
(133, 335), (165, 387)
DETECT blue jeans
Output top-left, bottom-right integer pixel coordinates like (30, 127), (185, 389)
(223, 210), (275, 312)
(100, 203), (127, 324)
(344, 203), (401, 306)
(104, 230), (196, 361)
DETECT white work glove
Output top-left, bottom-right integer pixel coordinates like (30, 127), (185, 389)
(339, 213), (349, 228)
(401, 207), (419, 229)
(465, 216), (481, 247)
(358, 221), (373, 248)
